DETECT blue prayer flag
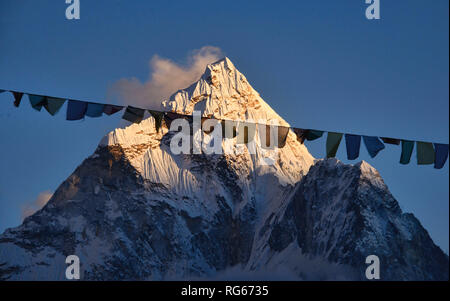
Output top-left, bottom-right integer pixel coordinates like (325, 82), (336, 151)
(363, 136), (385, 158)
(345, 134), (361, 160)
(86, 103), (104, 118)
(434, 143), (449, 169)
(67, 100), (87, 120)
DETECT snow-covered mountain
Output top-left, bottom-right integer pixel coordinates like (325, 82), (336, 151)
(0, 58), (447, 280)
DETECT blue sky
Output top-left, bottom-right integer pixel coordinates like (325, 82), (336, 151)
(0, 0), (448, 252)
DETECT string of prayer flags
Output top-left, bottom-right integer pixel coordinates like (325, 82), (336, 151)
(363, 136), (385, 158)
(434, 143), (449, 169)
(103, 104), (124, 116)
(381, 137), (401, 145)
(67, 100), (88, 120)
(416, 142), (435, 165)
(149, 110), (164, 132)
(122, 106), (145, 124)
(400, 140), (415, 165)
(12, 91), (24, 107)
(1, 88), (448, 169)
(345, 134), (361, 160)
(326, 132), (343, 158)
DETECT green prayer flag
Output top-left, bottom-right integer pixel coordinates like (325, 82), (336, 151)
(416, 141), (435, 165)
(149, 110), (164, 132)
(44, 97), (66, 116)
(306, 130), (324, 141)
(28, 94), (46, 111)
(326, 132), (343, 158)
(400, 140), (414, 165)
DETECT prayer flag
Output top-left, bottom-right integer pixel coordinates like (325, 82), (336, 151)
(293, 128), (308, 144)
(381, 137), (400, 145)
(44, 97), (65, 116)
(416, 142), (435, 165)
(67, 100), (88, 120)
(363, 136), (385, 158)
(326, 132), (343, 158)
(345, 134), (361, 160)
(306, 130), (324, 141)
(277, 126), (290, 148)
(12, 91), (24, 107)
(149, 110), (164, 132)
(400, 140), (414, 165)
(86, 103), (104, 118)
(28, 94), (46, 111)
(434, 143), (449, 169)
(122, 106), (145, 124)
(103, 104), (124, 116)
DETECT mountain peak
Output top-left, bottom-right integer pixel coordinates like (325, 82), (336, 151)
(99, 57), (315, 192)
(161, 56), (290, 129)
(208, 56), (235, 71)
(356, 160), (381, 178)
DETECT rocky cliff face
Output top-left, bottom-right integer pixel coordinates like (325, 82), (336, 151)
(249, 159), (448, 280)
(0, 58), (447, 280)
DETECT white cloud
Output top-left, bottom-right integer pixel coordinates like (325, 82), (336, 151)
(109, 46), (223, 109)
(21, 190), (53, 220)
